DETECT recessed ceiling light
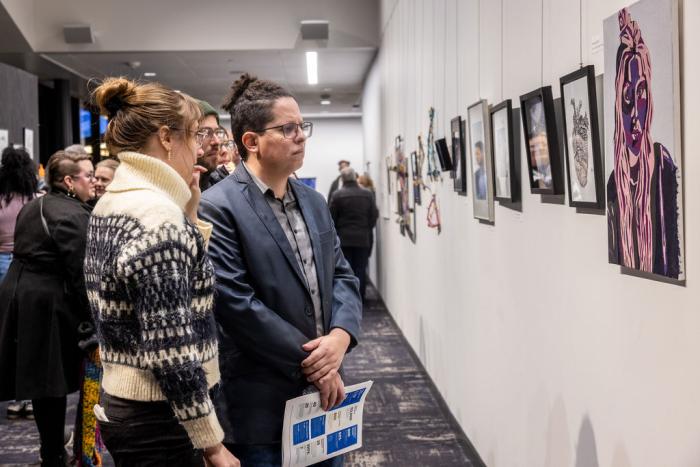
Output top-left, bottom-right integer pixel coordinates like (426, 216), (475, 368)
(320, 100), (331, 105)
(144, 72), (157, 77)
(306, 51), (318, 85)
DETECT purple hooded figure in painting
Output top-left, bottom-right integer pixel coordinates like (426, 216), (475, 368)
(607, 7), (680, 278)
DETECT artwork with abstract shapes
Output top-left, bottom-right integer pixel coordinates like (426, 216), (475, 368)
(560, 65), (604, 208)
(604, 0), (684, 280)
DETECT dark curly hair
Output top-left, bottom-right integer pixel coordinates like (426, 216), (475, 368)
(221, 73), (294, 161)
(0, 147), (37, 204)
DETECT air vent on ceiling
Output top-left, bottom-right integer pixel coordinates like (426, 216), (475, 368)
(63, 25), (94, 44)
(301, 20), (329, 41)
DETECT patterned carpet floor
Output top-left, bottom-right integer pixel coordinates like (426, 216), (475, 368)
(0, 285), (474, 466)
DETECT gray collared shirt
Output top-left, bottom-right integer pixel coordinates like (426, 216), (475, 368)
(243, 162), (324, 336)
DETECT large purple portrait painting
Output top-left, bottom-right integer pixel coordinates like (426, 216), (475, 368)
(604, 0), (684, 280)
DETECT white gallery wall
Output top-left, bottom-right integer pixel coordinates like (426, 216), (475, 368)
(363, 0), (700, 466)
(296, 116), (364, 199)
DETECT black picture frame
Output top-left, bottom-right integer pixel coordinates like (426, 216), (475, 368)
(559, 65), (604, 209)
(490, 99), (517, 203)
(451, 116), (467, 194)
(434, 137), (453, 171)
(519, 86), (563, 195)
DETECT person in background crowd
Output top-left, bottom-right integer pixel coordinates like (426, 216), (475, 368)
(357, 172), (377, 257)
(0, 147), (39, 422)
(200, 73), (362, 466)
(85, 77), (238, 467)
(209, 126), (235, 187)
(327, 159), (350, 201)
(329, 168), (378, 300)
(65, 144), (89, 157)
(93, 158), (120, 199)
(0, 150), (94, 466)
(357, 173), (376, 196)
(217, 126), (233, 167)
(196, 100), (226, 191)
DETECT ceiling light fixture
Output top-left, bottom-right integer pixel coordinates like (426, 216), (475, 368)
(320, 100), (331, 105)
(306, 51), (318, 85)
(144, 72), (157, 77)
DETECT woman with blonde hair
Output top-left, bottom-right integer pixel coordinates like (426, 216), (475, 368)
(85, 77), (238, 466)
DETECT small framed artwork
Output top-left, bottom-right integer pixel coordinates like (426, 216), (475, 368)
(434, 138), (453, 171)
(519, 86), (563, 194)
(410, 151), (422, 205)
(468, 99), (495, 222)
(490, 99), (517, 202)
(395, 136), (415, 242)
(451, 116), (467, 194)
(559, 65), (604, 209)
(23, 128), (34, 160)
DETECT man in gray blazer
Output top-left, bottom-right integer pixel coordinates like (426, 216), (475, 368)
(199, 74), (362, 466)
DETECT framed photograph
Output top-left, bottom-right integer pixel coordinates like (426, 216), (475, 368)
(490, 99), (517, 202)
(519, 86), (563, 194)
(451, 116), (467, 194)
(23, 128), (34, 160)
(467, 99), (495, 222)
(604, 0), (684, 279)
(560, 65), (604, 209)
(434, 137), (453, 171)
(410, 151), (422, 206)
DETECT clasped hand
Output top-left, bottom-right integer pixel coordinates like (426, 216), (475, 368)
(302, 328), (351, 410)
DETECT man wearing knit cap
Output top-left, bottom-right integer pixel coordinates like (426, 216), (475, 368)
(197, 99), (226, 191)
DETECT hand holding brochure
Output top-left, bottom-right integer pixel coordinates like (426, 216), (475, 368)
(281, 381), (373, 467)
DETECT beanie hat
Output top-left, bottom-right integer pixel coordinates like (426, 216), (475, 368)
(197, 99), (220, 125)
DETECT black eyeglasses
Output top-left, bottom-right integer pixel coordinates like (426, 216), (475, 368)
(255, 122), (313, 139)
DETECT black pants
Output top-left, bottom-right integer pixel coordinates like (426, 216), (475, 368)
(32, 396), (67, 467)
(341, 246), (370, 299)
(99, 393), (204, 467)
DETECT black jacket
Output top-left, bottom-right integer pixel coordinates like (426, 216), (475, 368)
(208, 165), (231, 188)
(328, 181), (378, 248)
(199, 164), (362, 444)
(0, 190), (92, 400)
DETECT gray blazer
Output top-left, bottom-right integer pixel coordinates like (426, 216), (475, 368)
(199, 163), (362, 444)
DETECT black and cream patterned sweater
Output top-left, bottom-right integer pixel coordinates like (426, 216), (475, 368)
(84, 151), (223, 449)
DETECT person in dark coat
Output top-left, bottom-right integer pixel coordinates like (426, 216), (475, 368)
(0, 150), (94, 467)
(327, 159), (350, 201)
(329, 168), (378, 299)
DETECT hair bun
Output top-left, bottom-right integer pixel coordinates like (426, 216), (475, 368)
(93, 77), (137, 119)
(222, 73), (258, 113)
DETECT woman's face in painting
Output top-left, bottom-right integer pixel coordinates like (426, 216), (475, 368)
(621, 55), (648, 156)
